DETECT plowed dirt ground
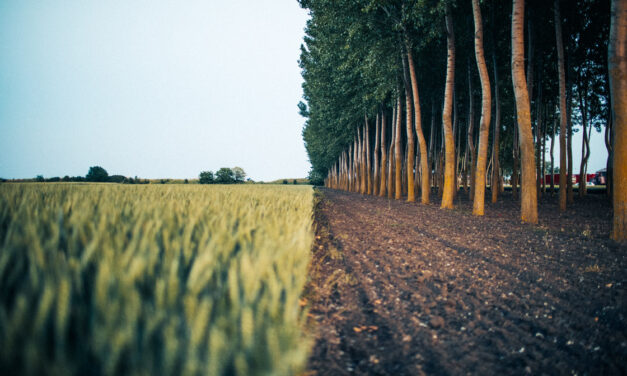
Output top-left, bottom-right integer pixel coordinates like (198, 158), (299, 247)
(305, 188), (626, 375)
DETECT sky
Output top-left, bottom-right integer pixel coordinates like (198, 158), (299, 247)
(0, 1), (609, 181)
(0, 0), (311, 181)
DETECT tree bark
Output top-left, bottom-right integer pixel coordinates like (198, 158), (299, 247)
(609, 0), (627, 242)
(467, 60), (476, 201)
(365, 115), (372, 195)
(442, 4), (456, 209)
(512, 0), (538, 223)
(395, 97), (403, 200)
(491, 46), (501, 203)
(550, 118), (556, 194)
(555, 0), (568, 212)
(374, 112), (381, 196)
(406, 44), (430, 203)
(535, 83), (543, 198)
(402, 52), (416, 202)
(389, 105), (396, 199)
(567, 89), (574, 203)
(512, 127), (520, 199)
(579, 82), (590, 197)
(472, 0), (492, 216)
(380, 110), (388, 196)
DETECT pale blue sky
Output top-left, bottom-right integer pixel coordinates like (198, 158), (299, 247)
(0, 0), (311, 181)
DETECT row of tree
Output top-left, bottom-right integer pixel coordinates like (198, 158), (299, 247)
(199, 167), (247, 184)
(298, 0), (625, 241)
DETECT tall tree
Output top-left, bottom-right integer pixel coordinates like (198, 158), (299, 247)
(467, 60), (477, 200)
(555, 0), (568, 212)
(491, 44), (501, 203)
(609, 0), (627, 242)
(441, 3), (456, 209)
(373, 113), (381, 195)
(380, 110), (388, 196)
(402, 53), (416, 202)
(472, 0), (492, 216)
(512, 0), (538, 223)
(395, 96), (403, 200)
(407, 44), (431, 204)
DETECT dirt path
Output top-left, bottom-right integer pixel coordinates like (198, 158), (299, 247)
(305, 188), (626, 375)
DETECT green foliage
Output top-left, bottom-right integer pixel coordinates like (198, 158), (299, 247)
(215, 168), (235, 184)
(108, 175), (126, 183)
(232, 167), (246, 183)
(198, 171), (215, 184)
(0, 184), (314, 375)
(85, 166), (109, 182)
(35, 175), (44, 182)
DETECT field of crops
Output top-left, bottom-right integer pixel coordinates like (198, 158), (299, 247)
(0, 183), (314, 376)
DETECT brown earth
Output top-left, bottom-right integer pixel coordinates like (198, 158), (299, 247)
(304, 188), (626, 375)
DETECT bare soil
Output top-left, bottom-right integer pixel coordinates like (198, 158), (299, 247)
(304, 188), (626, 375)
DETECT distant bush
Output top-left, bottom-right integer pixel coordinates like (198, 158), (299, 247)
(46, 177), (61, 182)
(86, 166), (109, 182)
(35, 175), (45, 182)
(62, 176), (71, 182)
(184, 179), (189, 184)
(293, 179), (297, 185)
(283, 179), (288, 185)
(108, 175), (126, 183)
(232, 167), (246, 183)
(215, 168), (235, 184)
(199, 171), (215, 184)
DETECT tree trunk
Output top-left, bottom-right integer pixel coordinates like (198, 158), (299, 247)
(472, 0), (492, 216)
(395, 97), (403, 200)
(512, 0), (538, 223)
(405, 87), (415, 202)
(402, 52), (416, 202)
(579, 83), (590, 197)
(541, 105), (547, 194)
(550, 118), (556, 194)
(453, 91), (459, 201)
(567, 89), (574, 204)
(380, 110), (388, 196)
(365, 115), (372, 195)
(555, 0), (568, 212)
(609, 0), (627, 242)
(606, 110), (613, 197)
(389, 105), (396, 199)
(512, 127), (520, 199)
(535, 83), (543, 198)
(406, 44), (430, 203)
(467, 60), (476, 201)
(374, 112), (380, 196)
(442, 4), (456, 209)
(491, 46), (501, 204)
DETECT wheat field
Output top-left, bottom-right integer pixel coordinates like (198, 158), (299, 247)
(0, 183), (314, 376)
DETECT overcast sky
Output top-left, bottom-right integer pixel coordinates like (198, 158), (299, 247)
(0, 0), (311, 181)
(0, 1), (608, 181)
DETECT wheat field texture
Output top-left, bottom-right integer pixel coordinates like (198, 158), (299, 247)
(0, 183), (314, 376)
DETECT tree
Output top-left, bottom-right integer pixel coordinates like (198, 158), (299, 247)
(512, 0), (538, 223)
(215, 168), (235, 184)
(609, 0), (626, 242)
(108, 175), (126, 183)
(232, 167), (246, 183)
(199, 171), (215, 184)
(441, 3), (456, 209)
(86, 166), (109, 182)
(555, 0), (568, 212)
(471, 0), (492, 216)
